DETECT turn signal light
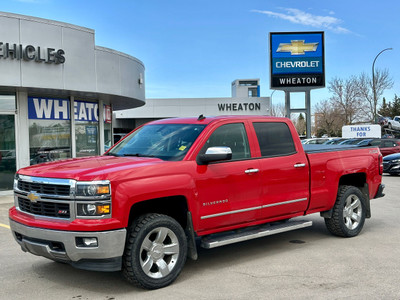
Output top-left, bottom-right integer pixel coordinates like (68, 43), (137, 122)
(97, 205), (110, 214)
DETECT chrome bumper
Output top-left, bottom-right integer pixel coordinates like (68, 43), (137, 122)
(10, 219), (126, 271)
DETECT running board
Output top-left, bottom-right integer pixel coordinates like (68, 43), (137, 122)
(201, 220), (312, 249)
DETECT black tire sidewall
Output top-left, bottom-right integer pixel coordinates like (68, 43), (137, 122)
(336, 186), (366, 237)
(125, 214), (187, 289)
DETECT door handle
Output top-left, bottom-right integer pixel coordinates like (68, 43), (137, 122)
(245, 168), (259, 174)
(294, 163), (306, 168)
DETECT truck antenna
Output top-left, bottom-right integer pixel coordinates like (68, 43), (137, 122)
(198, 114), (206, 121)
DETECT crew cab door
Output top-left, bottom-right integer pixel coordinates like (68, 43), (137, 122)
(251, 121), (310, 220)
(194, 122), (262, 233)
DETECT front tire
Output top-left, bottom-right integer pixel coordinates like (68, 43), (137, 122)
(324, 185), (366, 237)
(123, 213), (187, 289)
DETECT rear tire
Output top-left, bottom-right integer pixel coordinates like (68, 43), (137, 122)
(324, 185), (366, 237)
(123, 213), (187, 289)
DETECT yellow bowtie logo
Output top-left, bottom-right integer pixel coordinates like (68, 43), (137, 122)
(277, 40), (318, 55)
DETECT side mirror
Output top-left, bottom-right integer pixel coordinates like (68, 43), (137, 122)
(196, 146), (232, 165)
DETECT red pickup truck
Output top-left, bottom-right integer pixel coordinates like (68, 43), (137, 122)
(9, 115), (384, 289)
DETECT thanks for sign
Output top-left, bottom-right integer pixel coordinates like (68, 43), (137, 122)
(28, 97), (99, 122)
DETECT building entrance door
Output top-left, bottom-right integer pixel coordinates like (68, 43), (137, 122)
(0, 115), (16, 190)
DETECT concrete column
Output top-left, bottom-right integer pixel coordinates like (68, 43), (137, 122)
(98, 100), (105, 154)
(16, 91), (30, 169)
(70, 96), (76, 158)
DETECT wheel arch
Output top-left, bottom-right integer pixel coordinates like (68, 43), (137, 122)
(321, 172), (371, 219)
(127, 195), (189, 229)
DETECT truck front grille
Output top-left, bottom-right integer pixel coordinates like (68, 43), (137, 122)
(18, 197), (70, 218)
(17, 181), (70, 196)
(14, 175), (74, 220)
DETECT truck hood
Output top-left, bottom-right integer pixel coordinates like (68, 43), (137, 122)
(18, 155), (167, 181)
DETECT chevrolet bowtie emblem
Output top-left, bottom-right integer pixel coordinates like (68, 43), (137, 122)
(277, 40), (318, 55)
(27, 192), (40, 203)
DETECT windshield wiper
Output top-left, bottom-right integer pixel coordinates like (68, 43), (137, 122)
(123, 153), (156, 158)
(106, 152), (120, 156)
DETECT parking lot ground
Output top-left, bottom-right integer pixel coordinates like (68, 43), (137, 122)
(0, 175), (399, 299)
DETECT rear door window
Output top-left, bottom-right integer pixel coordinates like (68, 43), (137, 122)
(253, 122), (296, 157)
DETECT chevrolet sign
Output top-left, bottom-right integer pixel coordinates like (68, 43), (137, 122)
(270, 32), (325, 89)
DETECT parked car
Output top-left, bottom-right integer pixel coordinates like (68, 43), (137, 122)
(339, 138), (367, 145)
(323, 138), (347, 145)
(379, 139), (400, 156)
(387, 116), (400, 130)
(383, 153), (400, 175)
(9, 115), (385, 290)
(357, 139), (381, 146)
(378, 116), (392, 128)
(302, 138), (329, 144)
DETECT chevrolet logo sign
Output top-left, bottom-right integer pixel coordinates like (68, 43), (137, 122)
(277, 40), (318, 55)
(27, 192), (40, 203)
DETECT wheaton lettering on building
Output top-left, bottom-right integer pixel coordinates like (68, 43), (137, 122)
(217, 102), (261, 112)
(270, 31), (325, 90)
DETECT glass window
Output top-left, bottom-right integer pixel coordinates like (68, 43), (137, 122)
(201, 123), (250, 160)
(29, 119), (71, 165)
(0, 115), (16, 190)
(76, 121), (99, 157)
(74, 100), (99, 157)
(253, 122), (296, 157)
(104, 123), (112, 152)
(109, 124), (205, 161)
(28, 97), (71, 165)
(104, 105), (112, 152)
(0, 94), (16, 111)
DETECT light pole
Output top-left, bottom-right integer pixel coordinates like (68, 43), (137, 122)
(372, 48), (392, 123)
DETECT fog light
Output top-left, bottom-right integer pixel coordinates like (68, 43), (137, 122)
(83, 237), (98, 247)
(84, 204), (97, 215)
(77, 202), (111, 217)
(76, 237), (98, 247)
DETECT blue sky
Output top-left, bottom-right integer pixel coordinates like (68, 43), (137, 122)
(2, 0), (400, 109)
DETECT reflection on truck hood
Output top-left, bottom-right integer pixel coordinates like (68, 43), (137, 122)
(18, 155), (166, 181)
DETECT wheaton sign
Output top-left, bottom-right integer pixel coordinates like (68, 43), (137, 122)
(270, 32), (325, 90)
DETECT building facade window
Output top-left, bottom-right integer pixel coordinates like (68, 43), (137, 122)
(27, 97), (104, 163)
(0, 94), (16, 190)
(75, 100), (99, 157)
(28, 97), (71, 165)
(104, 105), (112, 151)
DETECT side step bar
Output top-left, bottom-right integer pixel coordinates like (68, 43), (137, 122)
(201, 220), (312, 249)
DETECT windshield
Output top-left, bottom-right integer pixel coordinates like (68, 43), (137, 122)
(107, 124), (206, 161)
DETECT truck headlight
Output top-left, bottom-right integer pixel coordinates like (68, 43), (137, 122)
(76, 181), (111, 197)
(75, 180), (111, 218)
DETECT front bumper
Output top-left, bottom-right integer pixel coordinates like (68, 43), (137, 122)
(9, 219), (126, 271)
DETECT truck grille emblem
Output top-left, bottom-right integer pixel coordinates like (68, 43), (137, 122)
(27, 192), (40, 203)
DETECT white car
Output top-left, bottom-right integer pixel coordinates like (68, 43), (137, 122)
(388, 116), (400, 130)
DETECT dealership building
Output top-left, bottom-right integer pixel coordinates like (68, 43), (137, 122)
(0, 12), (145, 190)
(114, 79), (270, 131)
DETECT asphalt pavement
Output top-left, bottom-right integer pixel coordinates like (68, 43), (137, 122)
(0, 190), (13, 205)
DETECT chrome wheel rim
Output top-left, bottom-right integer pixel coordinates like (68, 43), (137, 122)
(343, 194), (362, 230)
(140, 227), (180, 279)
